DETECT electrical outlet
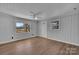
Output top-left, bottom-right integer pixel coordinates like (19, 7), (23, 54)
(12, 36), (13, 39)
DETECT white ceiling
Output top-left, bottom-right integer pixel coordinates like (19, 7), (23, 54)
(0, 3), (79, 20)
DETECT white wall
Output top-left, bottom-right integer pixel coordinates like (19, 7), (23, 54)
(0, 12), (15, 43)
(0, 11), (79, 46)
(37, 12), (79, 46)
(0, 12), (37, 44)
(47, 13), (79, 46)
(37, 20), (47, 37)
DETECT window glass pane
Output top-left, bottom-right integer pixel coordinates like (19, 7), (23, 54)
(16, 22), (24, 27)
(16, 20), (30, 33)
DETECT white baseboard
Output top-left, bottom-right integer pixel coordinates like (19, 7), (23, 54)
(0, 39), (16, 45)
(0, 36), (36, 45)
(46, 37), (79, 46)
(0, 36), (79, 46)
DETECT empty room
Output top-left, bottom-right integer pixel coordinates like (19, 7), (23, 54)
(0, 3), (79, 55)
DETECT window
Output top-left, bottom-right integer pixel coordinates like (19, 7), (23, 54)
(51, 20), (59, 29)
(16, 20), (30, 33)
(16, 22), (24, 29)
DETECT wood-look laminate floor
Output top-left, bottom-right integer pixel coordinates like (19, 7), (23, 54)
(0, 36), (79, 55)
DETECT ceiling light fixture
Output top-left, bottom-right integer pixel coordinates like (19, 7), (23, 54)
(29, 11), (43, 20)
(34, 17), (38, 20)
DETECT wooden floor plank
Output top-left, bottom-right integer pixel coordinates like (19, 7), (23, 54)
(0, 37), (79, 55)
